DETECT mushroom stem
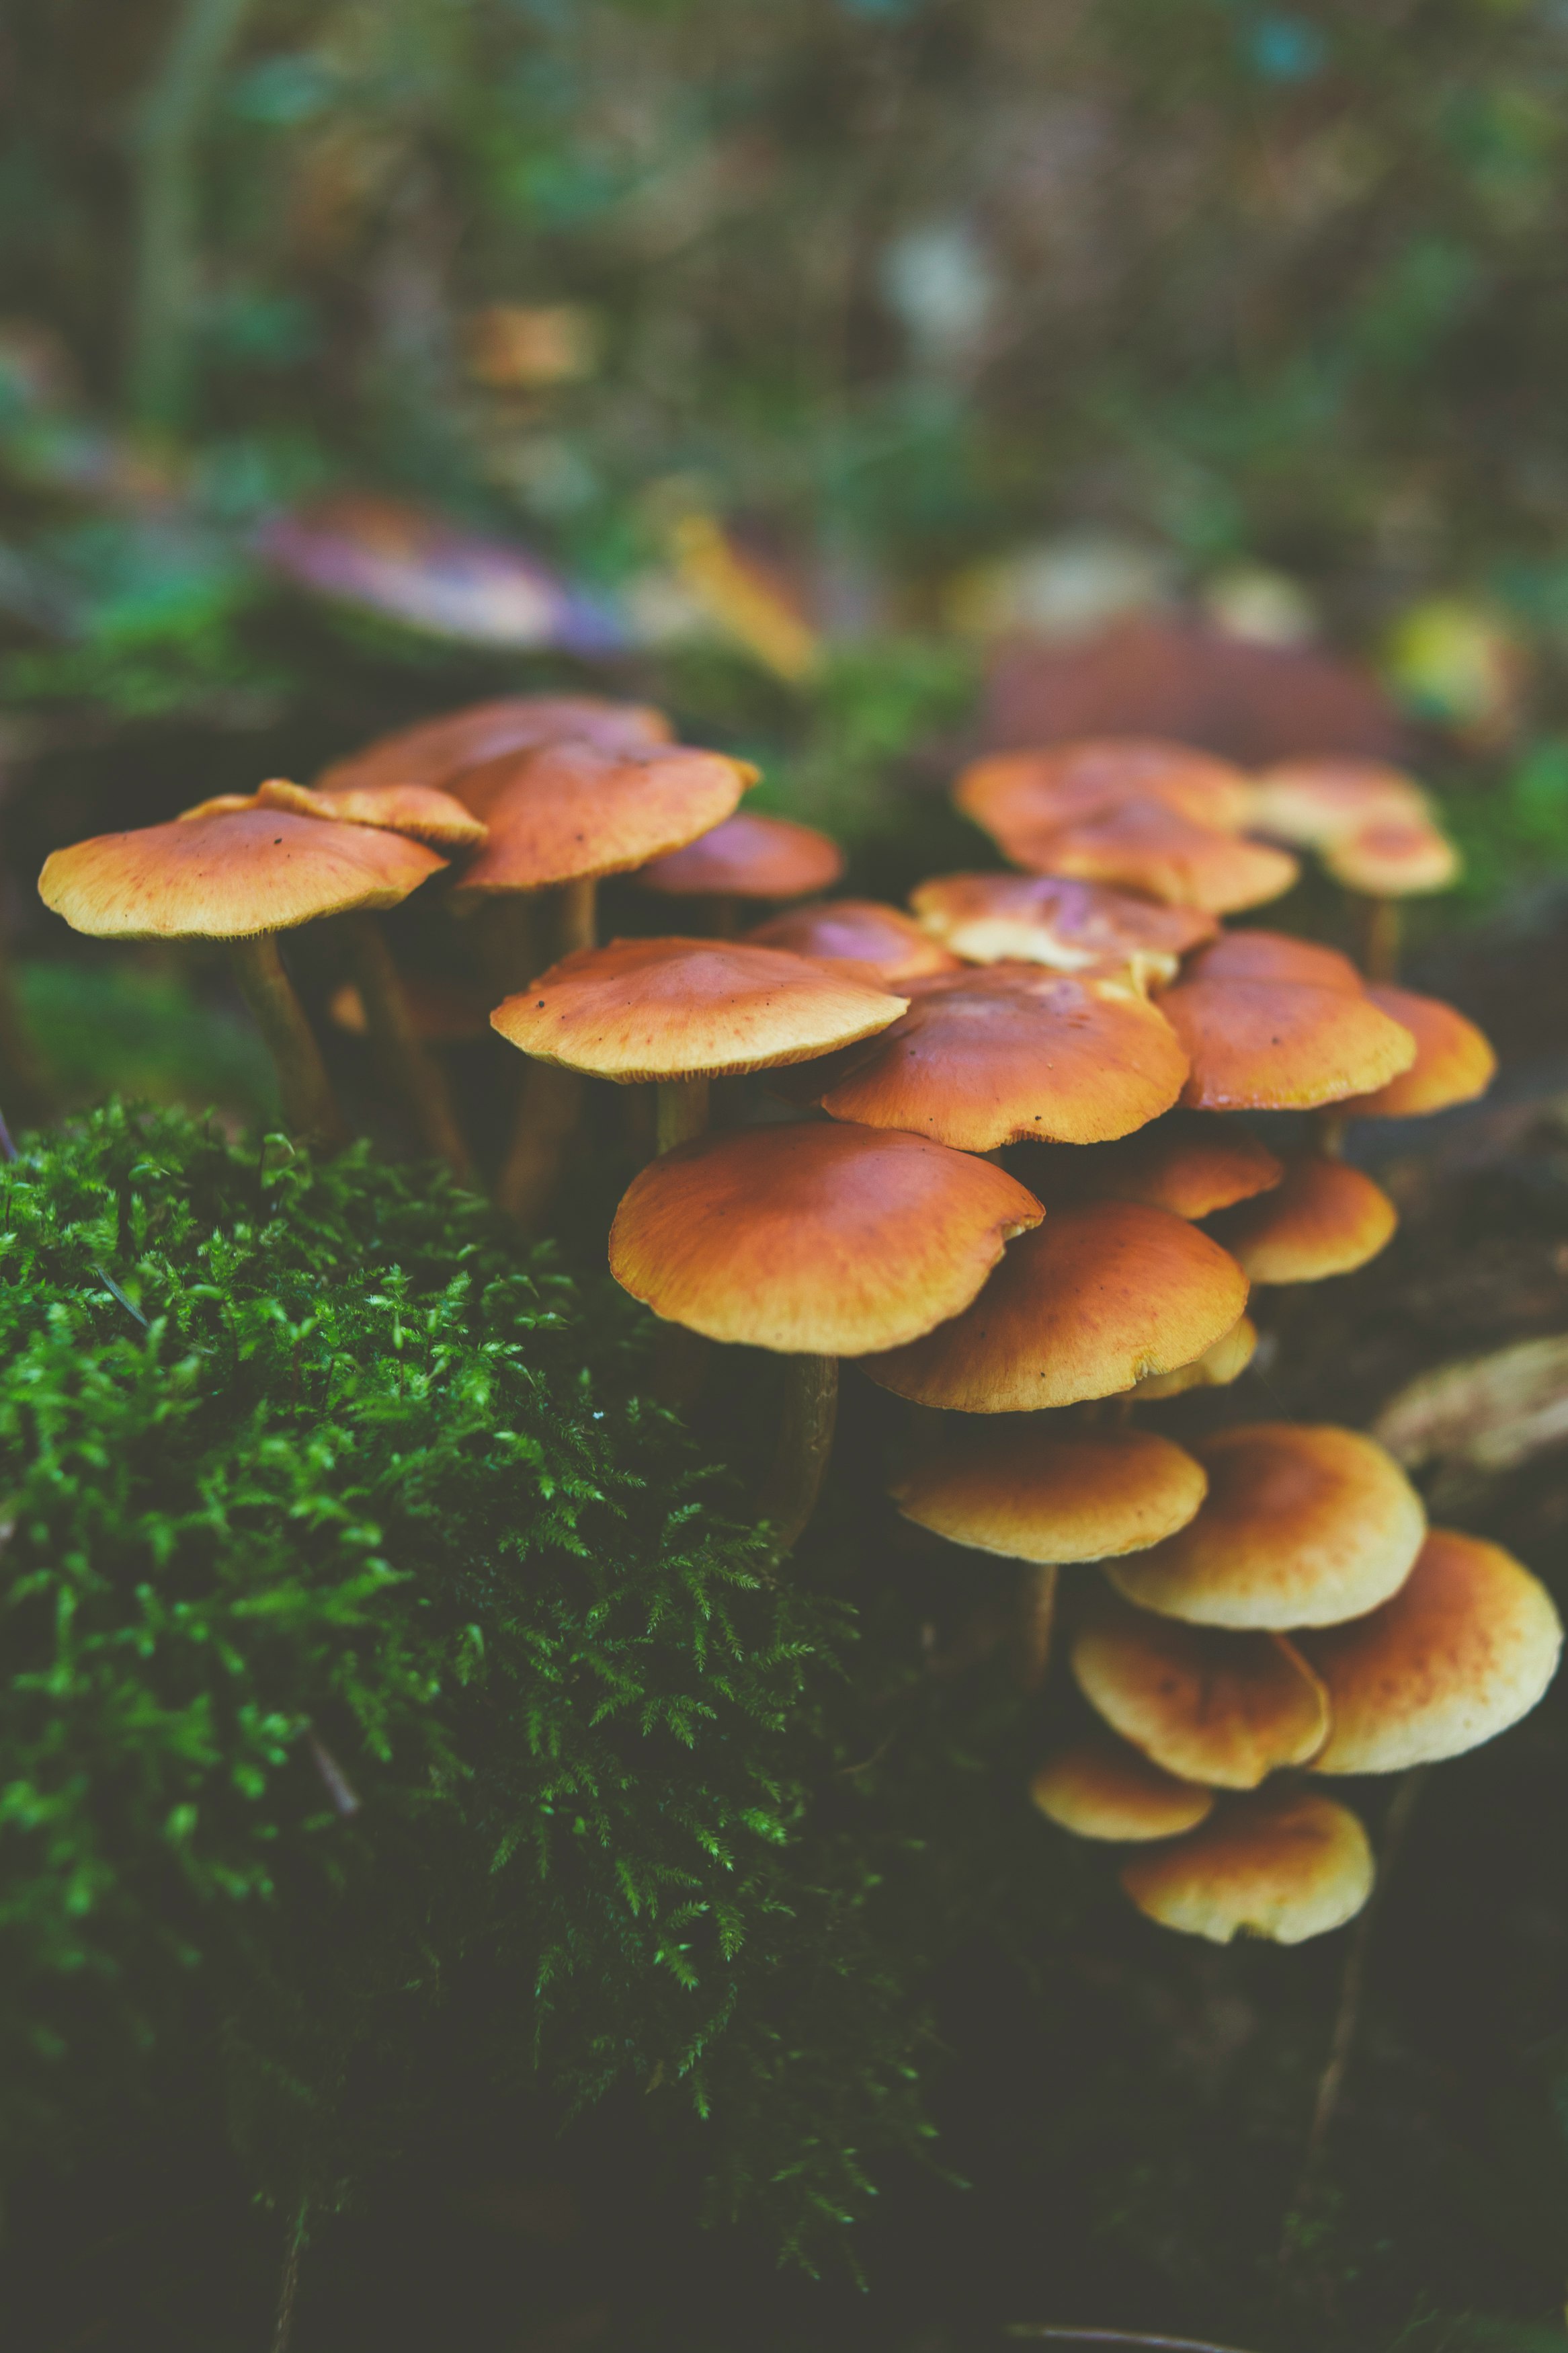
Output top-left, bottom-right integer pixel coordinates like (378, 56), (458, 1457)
(554, 875), (597, 957)
(229, 934), (347, 1152)
(1315, 1111), (1348, 1158)
(755, 1353), (839, 1553)
(655, 1074), (710, 1156)
(344, 916), (473, 1181)
(1358, 895), (1401, 983)
(1014, 1563), (1060, 1693)
(472, 896), (540, 996)
(495, 1061), (583, 1226)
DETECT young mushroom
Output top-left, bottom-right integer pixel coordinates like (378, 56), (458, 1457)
(1120, 1788), (1374, 1944)
(1208, 1155), (1398, 1285)
(745, 897), (960, 982)
(908, 871), (1216, 978)
(892, 1422), (1208, 1565)
(315, 693), (671, 798)
(1158, 934), (1417, 1110)
(1340, 984), (1497, 1118)
(1030, 1733), (1216, 1843)
(1128, 1314), (1259, 1400)
(632, 811), (845, 934)
(956, 738), (1257, 844)
(1001, 800), (1300, 916)
(1247, 756), (1458, 979)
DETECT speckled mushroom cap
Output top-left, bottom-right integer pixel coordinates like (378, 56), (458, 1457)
(1071, 1588), (1329, 1789)
(784, 965), (1189, 1152)
(317, 694), (671, 797)
(1024, 1111), (1284, 1219)
(1120, 1788), (1374, 1944)
(891, 1423), (1208, 1564)
(1210, 1156), (1397, 1285)
(490, 936), (907, 1082)
(1004, 801), (1299, 916)
(608, 1121), (1042, 1355)
(1342, 985), (1497, 1118)
(1159, 959), (1417, 1111)
(1030, 1736), (1215, 1843)
(744, 898), (960, 982)
(956, 738), (1256, 846)
(1106, 1422), (1427, 1630)
(860, 1199), (1249, 1412)
(1248, 757), (1431, 848)
(1324, 820), (1460, 898)
(908, 872), (1216, 980)
(182, 777), (486, 850)
(1128, 1314), (1257, 1400)
(447, 739), (756, 902)
(633, 811), (844, 900)
(38, 808), (446, 940)
(1301, 1527), (1563, 1775)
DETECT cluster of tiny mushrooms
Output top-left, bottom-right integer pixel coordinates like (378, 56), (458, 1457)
(39, 703), (1563, 1947)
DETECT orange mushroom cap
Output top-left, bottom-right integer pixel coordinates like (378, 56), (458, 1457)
(861, 1199), (1249, 1412)
(785, 965), (1189, 1152)
(253, 776), (486, 850)
(1210, 1155), (1397, 1284)
(1121, 1788), (1374, 1944)
(745, 898), (960, 983)
(634, 811), (845, 900)
(490, 937), (906, 1083)
(1248, 757), (1430, 848)
(892, 1423), (1208, 1564)
(1071, 1588), (1330, 1790)
(1023, 1111), (1283, 1220)
(1005, 801), (1298, 915)
(1129, 1313), (1258, 1400)
(1323, 819), (1460, 898)
(1159, 972), (1417, 1111)
(447, 740), (755, 901)
(1301, 1526), (1563, 1775)
(317, 694), (671, 797)
(956, 738), (1255, 843)
(1342, 985), (1497, 1117)
(1030, 1735), (1215, 1843)
(908, 871), (1216, 980)
(608, 1121), (1042, 1355)
(1106, 1422), (1426, 1630)
(39, 809), (446, 941)
(1187, 929), (1365, 993)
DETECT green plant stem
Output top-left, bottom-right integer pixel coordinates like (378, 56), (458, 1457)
(755, 1354), (838, 1553)
(344, 916), (472, 1181)
(129, 0), (257, 430)
(228, 935), (347, 1154)
(655, 1074), (710, 1156)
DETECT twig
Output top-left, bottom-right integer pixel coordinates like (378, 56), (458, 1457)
(1005, 2331), (1261, 2352)
(270, 2195), (309, 2353)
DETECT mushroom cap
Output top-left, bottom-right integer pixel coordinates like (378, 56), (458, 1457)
(1129, 1313), (1258, 1400)
(1071, 1589), (1331, 1788)
(317, 694), (670, 797)
(1106, 1422), (1427, 1630)
(956, 739), (1255, 842)
(38, 809), (446, 941)
(1120, 1789), (1374, 1944)
(329, 972), (492, 1041)
(490, 936), (907, 1082)
(1160, 975), (1417, 1111)
(1248, 758), (1430, 848)
(1323, 819), (1460, 898)
(909, 871), (1216, 979)
(1210, 1155), (1397, 1285)
(634, 811), (845, 900)
(608, 1121), (1042, 1355)
(448, 740), (755, 898)
(1343, 985), (1497, 1117)
(745, 898), (960, 982)
(787, 965), (1190, 1152)
(1026, 1111), (1284, 1220)
(892, 1423), (1208, 1564)
(860, 1199), (1249, 1412)
(252, 776), (487, 849)
(1301, 1526), (1563, 1775)
(1030, 1735), (1216, 1843)
(1186, 928), (1364, 993)
(1006, 801), (1299, 915)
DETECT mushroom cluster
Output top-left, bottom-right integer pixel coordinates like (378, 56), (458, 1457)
(36, 708), (1554, 1949)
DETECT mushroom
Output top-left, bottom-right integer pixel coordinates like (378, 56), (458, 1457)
(1002, 801), (1300, 916)
(633, 811), (845, 934)
(1340, 984), (1497, 1118)
(608, 1123), (1042, 1548)
(489, 936), (907, 1154)
(1180, 928), (1365, 992)
(1128, 1314), (1258, 1400)
(1300, 1527), (1563, 1773)
(956, 738), (1256, 844)
(1022, 1109), (1283, 1218)
(1030, 1734), (1216, 1843)
(1071, 1587), (1330, 1789)
(1208, 1155), (1397, 1284)
(38, 807), (446, 1150)
(1158, 938), (1417, 1110)
(1247, 756), (1458, 979)
(891, 1421), (1208, 1564)
(907, 871), (1216, 979)
(781, 965), (1190, 1152)
(1120, 1788), (1374, 1944)
(744, 898), (960, 982)
(315, 694), (671, 799)
(861, 1199), (1249, 1412)
(1105, 1422), (1426, 1630)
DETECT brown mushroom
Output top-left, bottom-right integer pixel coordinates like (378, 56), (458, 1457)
(1021, 1111), (1283, 1218)
(1030, 1734), (1215, 1843)
(1209, 1155), (1397, 1284)
(1120, 1788), (1374, 1943)
(956, 738), (1256, 844)
(316, 694), (671, 799)
(745, 898), (960, 982)
(1003, 801), (1299, 916)
(1341, 985), (1497, 1118)
(908, 871), (1216, 980)
(1159, 947), (1417, 1111)
(1248, 758), (1432, 849)
(633, 811), (844, 933)
(1128, 1314), (1258, 1400)
(892, 1422), (1208, 1564)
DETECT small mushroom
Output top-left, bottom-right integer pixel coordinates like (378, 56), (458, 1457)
(1248, 757), (1432, 849)
(1159, 939), (1417, 1110)
(956, 738), (1256, 846)
(908, 871), (1216, 979)
(861, 1199), (1249, 1412)
(1128, 1314), (1258, 1400)
(1301, 1526), (1563, 1774)
(1120, 1788), (1374, 1944)
(891, 1422), (1208, 1564)
(1106, 1422), (1426, 1630)
(745, 897), (960, 982)
(633, 811), (844, 934)
(1209, 1155), (1397, 1283)
(316, 694), (670, 799)
(1341, 985), (1497, 1118)
(1023, 1110), (1283, 1218)
(1030, 1734), (1216, 1843)
(1071, 1587), (1330, 1788)
(1004, 801), (1299, 916)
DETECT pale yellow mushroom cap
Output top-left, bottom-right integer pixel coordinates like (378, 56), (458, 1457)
(1030, 1735), (1215, 1843)
(1121, 1789), (1374, 1944)
(892, 1423), (1207, 1565)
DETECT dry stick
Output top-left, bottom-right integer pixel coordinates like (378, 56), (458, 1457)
(343, 916), (472, 1181)
(229, 936), (347, 1153)
(755, 1354), (839, 1554)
